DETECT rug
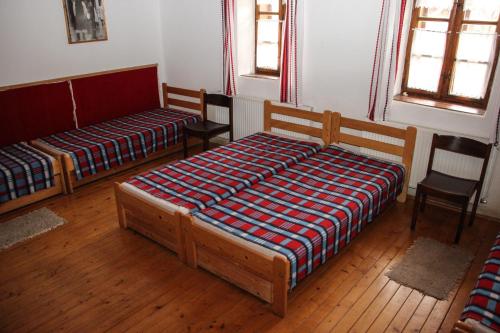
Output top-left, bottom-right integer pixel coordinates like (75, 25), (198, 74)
(386, 237), (474, 300)
(0, 208), (66, 250)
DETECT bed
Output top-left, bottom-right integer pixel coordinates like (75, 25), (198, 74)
(0, 143), (65, 214)
(114, 101), (333, 261)
(453, 233), (500, 333)
(32, 84), (204, 193)
(183, 112), (417, 316)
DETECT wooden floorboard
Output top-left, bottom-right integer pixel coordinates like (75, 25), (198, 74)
(0, 148), (498, 332)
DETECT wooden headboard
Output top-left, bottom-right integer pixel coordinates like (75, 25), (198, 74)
(264, 100), (332, 146)
(162, 83), (205, 119)
(331, 112), (417, 203)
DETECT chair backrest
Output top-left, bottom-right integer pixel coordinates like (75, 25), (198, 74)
(427, 134), (493, 186)
(203, 93), (233, 126)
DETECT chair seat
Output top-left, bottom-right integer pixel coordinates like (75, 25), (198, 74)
(185, 120), (230, 135)
(419, 171), (477, 198)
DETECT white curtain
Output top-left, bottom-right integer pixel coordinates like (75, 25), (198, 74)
(280, 0), (299, 105)
(368, 0), (408, 121)
(222, 0), (237, 96)
(415, 0), (453, 10)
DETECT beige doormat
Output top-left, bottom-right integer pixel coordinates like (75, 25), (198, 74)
(0, 208), (66, 250)
(386, 237), (474, 300)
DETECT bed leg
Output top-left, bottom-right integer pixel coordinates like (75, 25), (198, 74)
(176, 213), (188, 263)
(271, 256), (290, 317)
(183, 216), (198, 268)
(63, 155), (75, 194)
(114, 183), (127, 229)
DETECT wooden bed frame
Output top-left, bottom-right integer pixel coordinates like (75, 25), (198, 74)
(184, 111), (417, 317)
(32, 83), (205, 193)
(0, 151), (66, 215)
(114, 101), (333, 262)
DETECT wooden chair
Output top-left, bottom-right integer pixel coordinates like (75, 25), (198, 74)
(411, 134), (492, 243)
(183, 93), (233, 158)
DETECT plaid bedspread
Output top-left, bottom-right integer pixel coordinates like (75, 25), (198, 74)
(126, 132), (321, 213)
(461, 234), (500, 332)
(194, 145), (405, 288)
(0, 143), (55, 203)
(39, 108), (201, 180)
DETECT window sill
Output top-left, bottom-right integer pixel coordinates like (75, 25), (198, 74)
(240, 74), (279, 81)
(393, 95), (486, 116)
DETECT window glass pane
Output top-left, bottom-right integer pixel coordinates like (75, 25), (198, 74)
(464, 0), (500, 21)
(256, 43), (279, 70)
(257, 15), (279, 44)
(456, 24), (496, 62)
(256, 14), (279, 71)
(450, 62), (489, 98)
(450, 24), (497, 99)
(416, 0), (454, 18)
(257, 0), (279, 13)
(408, 57), (444, 92)
(407, 21), (448, 92)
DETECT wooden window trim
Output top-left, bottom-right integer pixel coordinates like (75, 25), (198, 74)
(254, 1), (286, 77)
(401, 1), (500, 110)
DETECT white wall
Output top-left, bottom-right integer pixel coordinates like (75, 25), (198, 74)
(161, 0), (221, 92)
(0, 0), (165, 86)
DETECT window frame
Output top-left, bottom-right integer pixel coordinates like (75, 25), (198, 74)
(254, 0), (286, 76)
(401, 0), (500, 109)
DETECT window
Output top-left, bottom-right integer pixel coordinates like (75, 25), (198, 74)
(402, 0), (500, 109)
(255, 0), (286, 76)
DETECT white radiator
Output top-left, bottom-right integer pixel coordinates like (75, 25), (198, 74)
(209, 96), (496, 201)
(209, 95), (312, 140)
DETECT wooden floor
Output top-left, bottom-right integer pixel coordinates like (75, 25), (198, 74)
(0, 148), (499, 333)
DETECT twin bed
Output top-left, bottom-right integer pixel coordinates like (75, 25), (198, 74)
(31, 84), (205, 193)
(115, 101), (417, 316)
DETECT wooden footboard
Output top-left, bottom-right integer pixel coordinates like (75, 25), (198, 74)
(114, 182), (187, 261)
(184, 216), (290, 317)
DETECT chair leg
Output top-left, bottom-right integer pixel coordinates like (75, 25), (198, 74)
(183, 132), (189, 159)
(420, 193), (427, 212)
(203, 136), (210, 151)
(229, 130), (234, 142)
(411, 186), (421, 230)
(469, 194), (480, 227)
(454, 201), (468, 244)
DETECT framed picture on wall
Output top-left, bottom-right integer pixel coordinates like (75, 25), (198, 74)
(62, 0), (108, 44)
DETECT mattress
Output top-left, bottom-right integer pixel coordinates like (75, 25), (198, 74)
(38, 108), (201, 180)
(125, 132), (322, 214)
(194, 144), (405, 288)
(461, 233), (500, 332)
(0, 143), (55, 203)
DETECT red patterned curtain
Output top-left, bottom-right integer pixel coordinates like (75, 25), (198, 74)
(222, 0), (237, 96)
(368, 0), (408, 121)
(280, 0), (298, 105)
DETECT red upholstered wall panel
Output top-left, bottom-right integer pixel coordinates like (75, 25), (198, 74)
(72, 66), (160, 127)
(0, 82), (75, 147)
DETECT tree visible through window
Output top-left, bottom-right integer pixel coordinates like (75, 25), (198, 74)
(255, 0), (285, 76)
(402, 0), (500, 109)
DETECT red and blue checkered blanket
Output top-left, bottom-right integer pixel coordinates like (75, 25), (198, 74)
(39, 108), (201, 180)
(461, 233), (500, 332)
(0, 143), (55, 203)
(126, 132), (321, 213)
(194, 145), (405, 288)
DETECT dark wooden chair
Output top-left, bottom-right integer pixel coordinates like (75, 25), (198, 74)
(411, 134), (492, 243)
(183, 93), (233, 158)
